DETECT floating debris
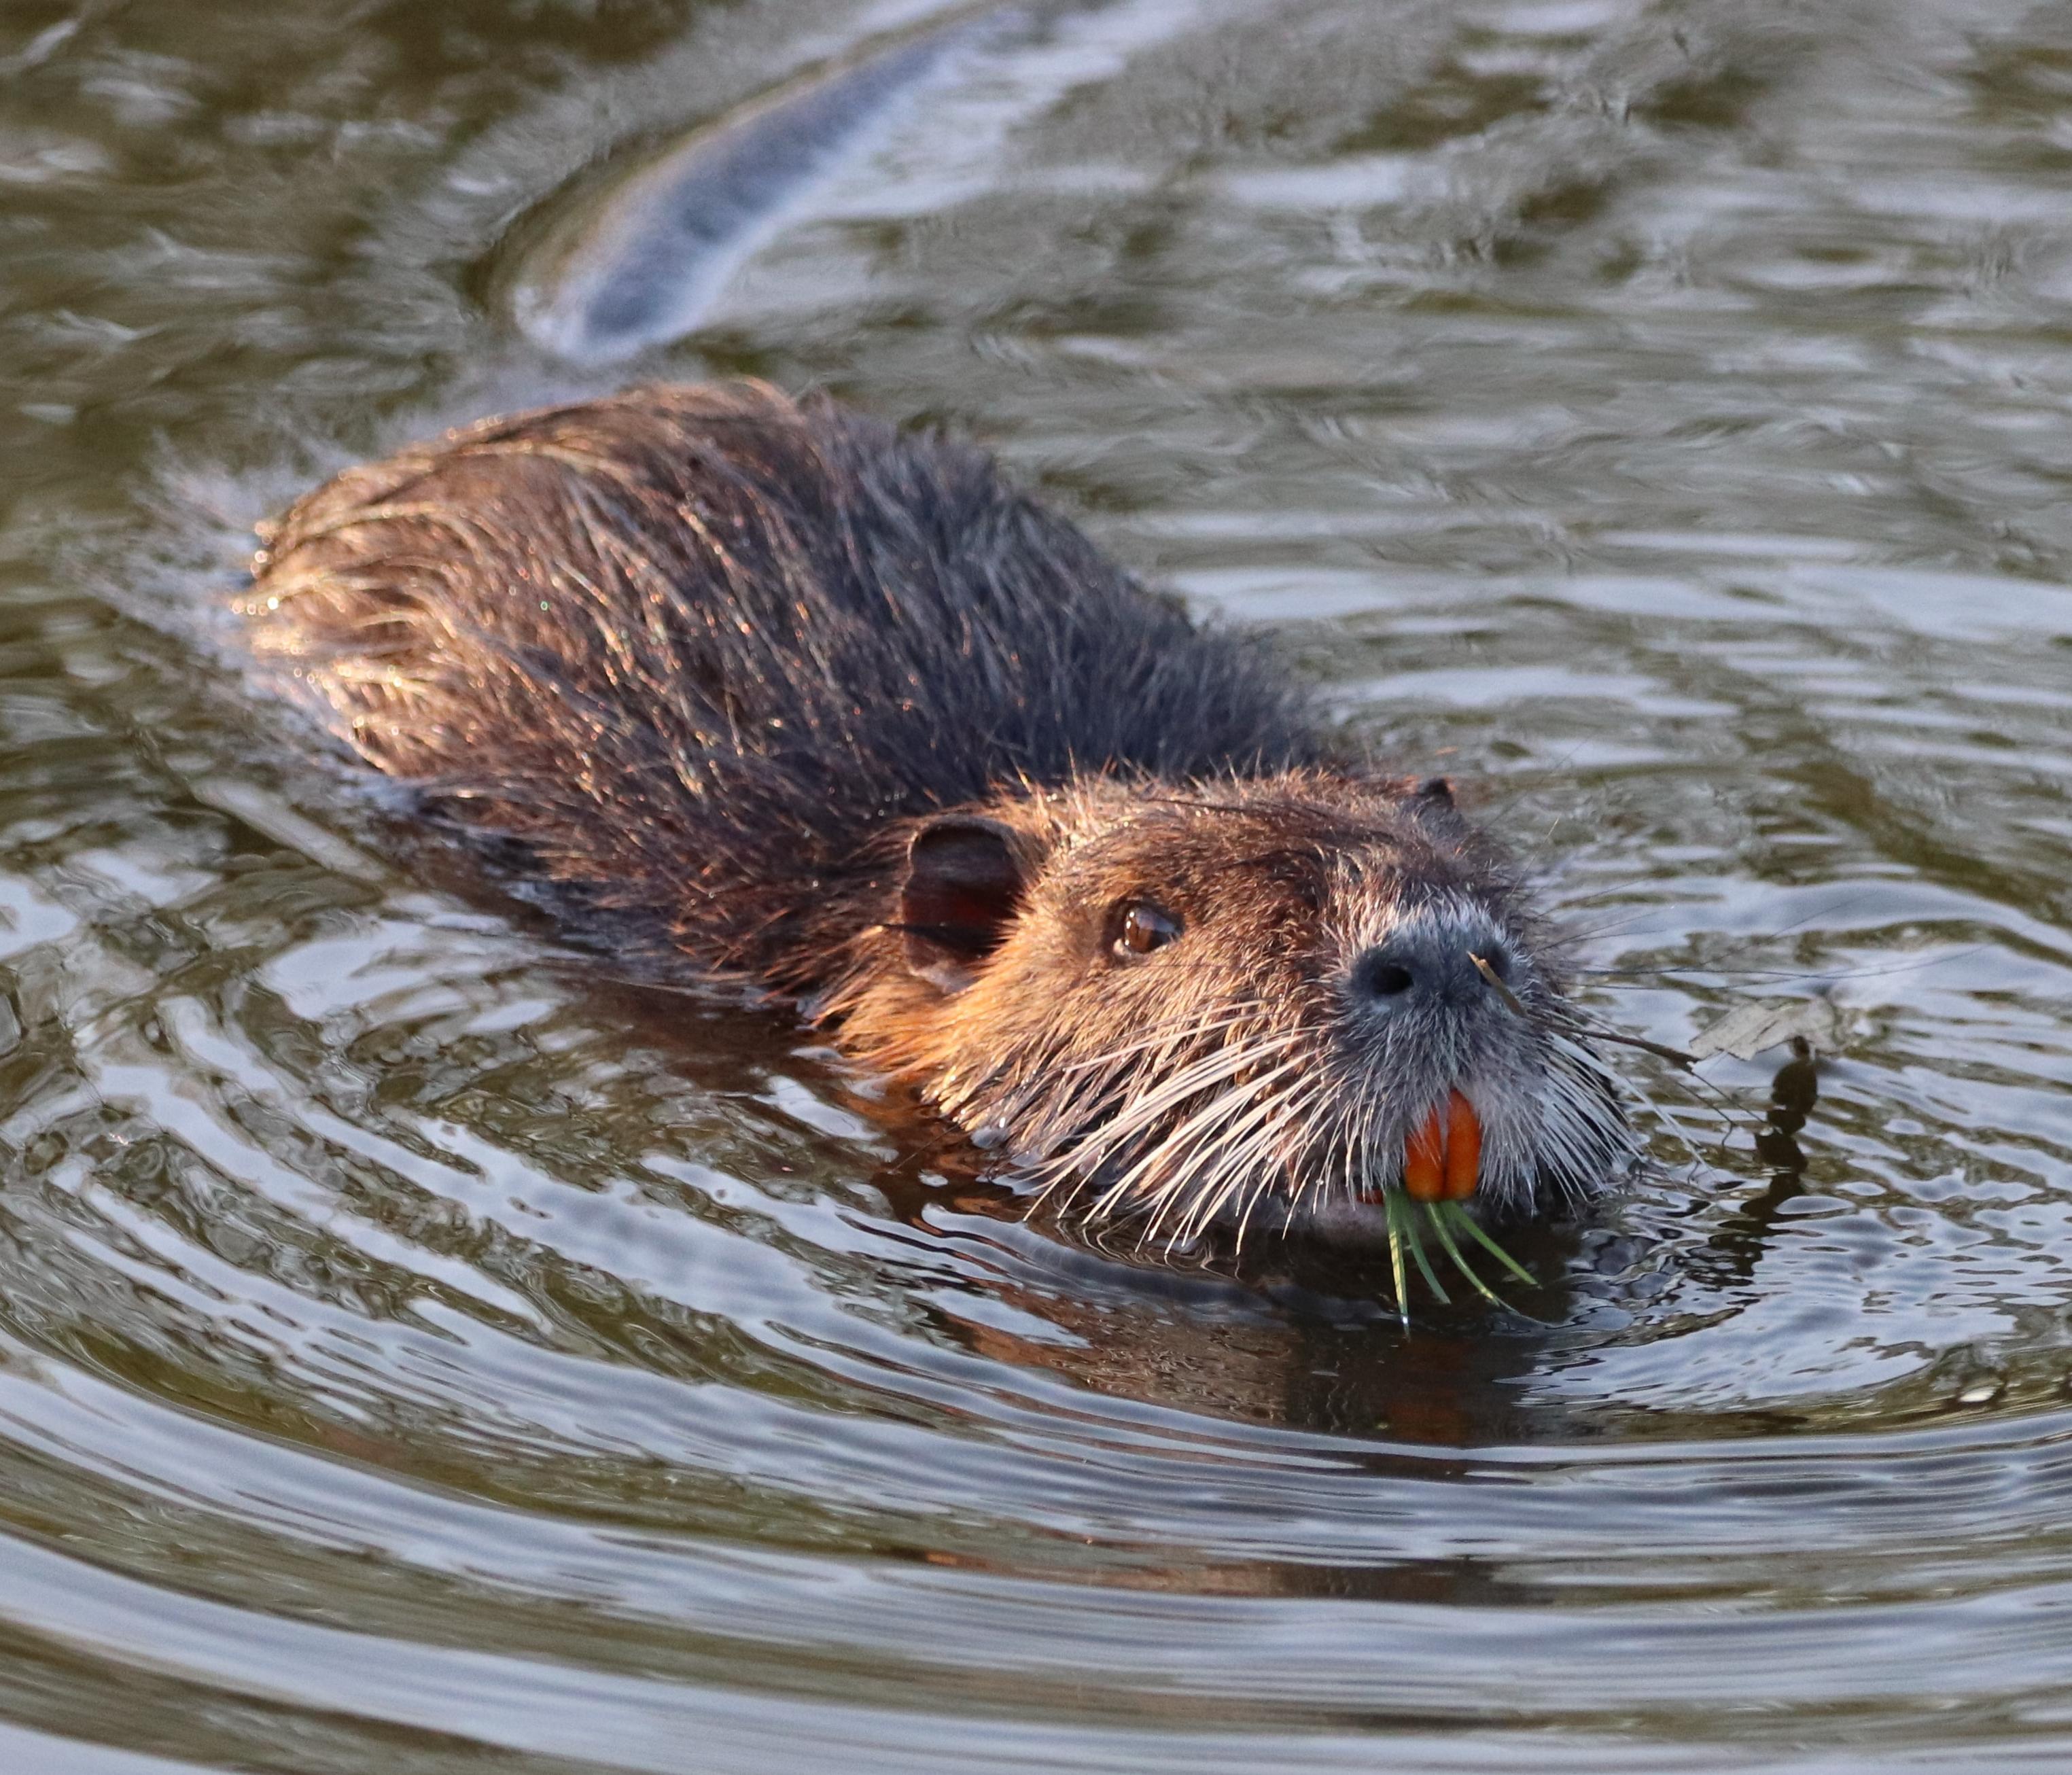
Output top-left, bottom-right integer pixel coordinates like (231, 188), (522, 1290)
(506, 7), (1016, 364)
(1689, 996), (1844, 1062)
(188, 777), (386, 883)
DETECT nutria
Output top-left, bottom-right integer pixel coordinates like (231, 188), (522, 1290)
(241, 381), (1632, 1244)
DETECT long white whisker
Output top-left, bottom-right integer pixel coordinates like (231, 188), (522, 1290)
(1177, 1072), (1336, 1246)
(1133, 1057), (1318, 1245)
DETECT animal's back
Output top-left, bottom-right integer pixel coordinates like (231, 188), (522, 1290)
(245, 382), (1317, 987)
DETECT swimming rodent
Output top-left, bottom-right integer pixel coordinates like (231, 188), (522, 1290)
(241, 381), (1633, 1243)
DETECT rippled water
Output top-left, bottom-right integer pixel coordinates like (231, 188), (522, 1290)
(4, 0), (2072, 1768)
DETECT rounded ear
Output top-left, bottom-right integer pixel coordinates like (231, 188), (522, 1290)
(1415, 776), (1455, 806)
(898, 815), (1030, 994)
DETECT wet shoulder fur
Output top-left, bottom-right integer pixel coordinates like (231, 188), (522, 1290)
(243, 381), (1318, 985)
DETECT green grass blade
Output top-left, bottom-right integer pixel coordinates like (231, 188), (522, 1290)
(1382, 1193), (1411, 1324)
(1422, 1201), (1508, 1307)
(1399, 1198), (1450, 1304)
(1438, 1201), (1541, 1290)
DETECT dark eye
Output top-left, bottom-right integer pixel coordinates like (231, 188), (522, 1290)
(1112, 902), (1182, 957)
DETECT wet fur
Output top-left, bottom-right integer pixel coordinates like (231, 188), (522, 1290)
(245, 381), (1630, 1232)
(247, 383), (1314, 985)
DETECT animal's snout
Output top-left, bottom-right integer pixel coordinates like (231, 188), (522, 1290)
(1346, 915), (1513, 1014)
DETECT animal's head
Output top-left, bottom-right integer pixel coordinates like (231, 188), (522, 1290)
(839, 770), (1634, 1244)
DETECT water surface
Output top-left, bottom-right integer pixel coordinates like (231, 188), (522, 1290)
(3, 0), (2072, 1769)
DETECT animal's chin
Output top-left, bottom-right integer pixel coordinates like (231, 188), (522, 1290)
(1278, 1193), (1433, 1246)
(1039, 1141), (1606, 1249)
(1266, 1159), (1610, 1246)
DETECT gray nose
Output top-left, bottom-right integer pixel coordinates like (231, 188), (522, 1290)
(1348, 926), (1511, 1012)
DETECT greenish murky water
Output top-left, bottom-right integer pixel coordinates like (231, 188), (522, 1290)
(4, 1), (2072, 1768)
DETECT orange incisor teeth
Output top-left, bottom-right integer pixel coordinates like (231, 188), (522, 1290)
(1403, 1104), (1446, 1201)
(1443, 1088), (1481, 1201)
(1403, 1089), (1480, 1202)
